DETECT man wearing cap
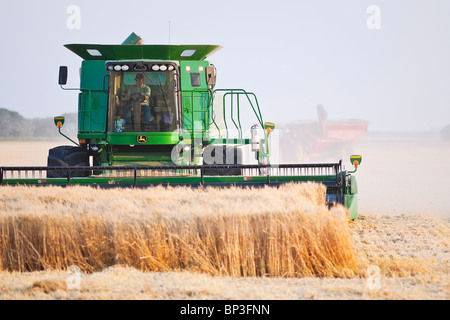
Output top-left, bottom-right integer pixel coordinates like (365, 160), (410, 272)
(123, 73), (155, 130)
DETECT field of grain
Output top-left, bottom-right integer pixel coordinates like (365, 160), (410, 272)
(0, 183), (357, 277)
(0, 134), (449, 300)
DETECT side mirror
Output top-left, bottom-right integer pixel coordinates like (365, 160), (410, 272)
(58, 66), (68, 85)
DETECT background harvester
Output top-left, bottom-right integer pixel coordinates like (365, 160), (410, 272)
(0, 33), (363, 220)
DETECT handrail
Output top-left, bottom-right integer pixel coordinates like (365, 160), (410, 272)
(181, 88), (264, 142)
(210, 89), (264, 139)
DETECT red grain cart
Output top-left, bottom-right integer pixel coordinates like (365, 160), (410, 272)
(280, 105), (368, 162)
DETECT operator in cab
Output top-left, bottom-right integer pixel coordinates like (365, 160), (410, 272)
(122, 73), (155, 130)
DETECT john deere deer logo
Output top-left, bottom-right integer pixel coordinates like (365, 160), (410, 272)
(137, 134), (147, 144)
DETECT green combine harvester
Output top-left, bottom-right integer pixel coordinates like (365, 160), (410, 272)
(0, 33), (362, 219)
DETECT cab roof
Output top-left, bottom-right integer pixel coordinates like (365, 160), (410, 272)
(64, 44), (222, 61)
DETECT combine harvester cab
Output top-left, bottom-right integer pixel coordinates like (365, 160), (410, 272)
(0, 33), (362, 220)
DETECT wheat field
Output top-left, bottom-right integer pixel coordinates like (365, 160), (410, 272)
(0, 183), (357, 278)
(0, 136), (449, 299)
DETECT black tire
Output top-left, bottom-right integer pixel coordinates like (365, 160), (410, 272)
(66, 151), (91, 177)
(48, 146), (76, 159)
(47, 146), (90, 178)
(65, 151), (89, 165)
(47, 156), (69, 178)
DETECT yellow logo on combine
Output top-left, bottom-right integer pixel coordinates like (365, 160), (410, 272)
(137, 134), (147, 144)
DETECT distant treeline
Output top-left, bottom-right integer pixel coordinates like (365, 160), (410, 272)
(0, 108), (77, 139)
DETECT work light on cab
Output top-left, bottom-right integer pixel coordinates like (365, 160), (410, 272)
(54, 116), (65, 128)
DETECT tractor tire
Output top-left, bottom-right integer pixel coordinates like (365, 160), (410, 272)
(48, 146), (76, 159)
(47, 146), (90, 178)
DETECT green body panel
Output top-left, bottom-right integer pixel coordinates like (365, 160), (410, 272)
(347, 175), (359, 220)
(110, 152), (174, 166)
(345, 194), (358, 220)
(122, 32), (142, 45)
(350, 175), (358, 195)
(65, 44), (222, 61)
(80, 60), (108, 90)
(107, 132), (179, 145)
(78, 60), (108, 134)
(78, 133), (106, 139)
(179, 60), (211, 135)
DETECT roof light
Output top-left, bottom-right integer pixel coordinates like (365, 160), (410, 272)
(108, 65), (114, 71)
(159, 65), (167, 71)
(121, 65), (129, 71)
(180, 49), (196, 57)
(87, 49), (102, 57)
(152, 65), (160, 71)
(114, 65), (122, 71)
(168, 65), (174, 71)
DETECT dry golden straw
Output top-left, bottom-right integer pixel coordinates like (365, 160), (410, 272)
(0, 183), (357, 277)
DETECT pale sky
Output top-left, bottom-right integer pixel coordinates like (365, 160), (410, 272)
(0, 0), (449, 132)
